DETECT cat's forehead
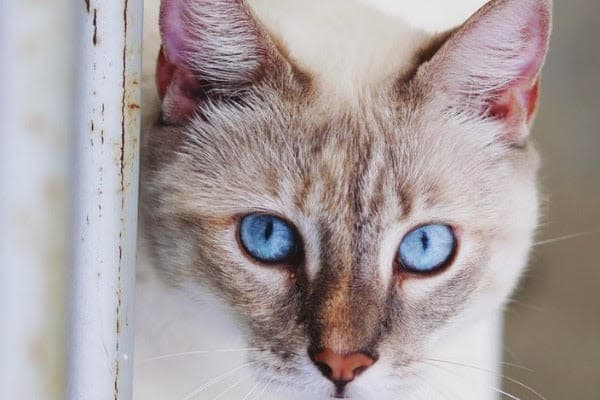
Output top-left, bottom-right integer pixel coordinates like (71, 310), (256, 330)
(175, 78), (508, 233)
(289, 95), (487, 194)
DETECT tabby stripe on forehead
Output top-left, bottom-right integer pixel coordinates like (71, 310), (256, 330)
(347, 138), (370, 225)
(387, 141), (413, 218)
(368, 168), (387, 219)
(294, 173), (313, 211)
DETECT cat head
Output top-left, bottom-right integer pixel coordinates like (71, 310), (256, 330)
(143, 0), (552, 398)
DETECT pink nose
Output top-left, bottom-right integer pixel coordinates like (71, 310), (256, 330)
(311, 348), (375, 385)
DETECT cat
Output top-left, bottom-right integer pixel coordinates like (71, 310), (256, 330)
(135, 0), (552, 399)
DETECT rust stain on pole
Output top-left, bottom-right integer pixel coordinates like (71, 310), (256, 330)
(92, 9), (98, 46)
(119, 0), (130, 196)
(114, 0), (137, 397)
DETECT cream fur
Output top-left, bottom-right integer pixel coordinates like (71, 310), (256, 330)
(136, 1), (549, 399)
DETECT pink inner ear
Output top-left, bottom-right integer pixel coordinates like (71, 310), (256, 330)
(156, 0), (200, 122)
(488, 7), (549, 130)
(159, 0), (189, 66)
(428, 0), (552, 131)
(489, 78), (540, 123)
(156, 47), (174, 101)
(156, 45), (203, 123)
(156, 0), (273, 123)
(472, 0), (550, 133)
(525, 79), (541, 121)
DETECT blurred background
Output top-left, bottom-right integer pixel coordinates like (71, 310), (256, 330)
(502, 0), (600, 398)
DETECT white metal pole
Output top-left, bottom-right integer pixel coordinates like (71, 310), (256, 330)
(0, 1), (73, 399)
(67, 1), (142, 400)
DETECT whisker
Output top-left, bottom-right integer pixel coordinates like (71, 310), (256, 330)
(498, 361), (535, 373)
(253, 376), (275, 400)
(492, 387), (522, 400)
(421, 359), (521, 400)
(505, 299), (546, 314)
(413, 370), (459, 400)
(533, 230), (599, 247)
(504, 345), (525, 367)
(425, 358), (547, 400)
(138, 347), (261, 364)
(179, 360), (260, 400)
(211, 375), (246, 400)
(240, 379), (262, 400)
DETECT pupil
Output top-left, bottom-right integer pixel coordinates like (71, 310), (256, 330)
(264, 220), (273, 241)
(420, 231), (429, 251)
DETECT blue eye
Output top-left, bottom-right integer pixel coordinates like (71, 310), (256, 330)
(239, 214), (297, 263)
(398, 224), (456, 273)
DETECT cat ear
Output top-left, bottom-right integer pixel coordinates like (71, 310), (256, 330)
(423, 0), (552, 143)
(157, 0), (283, 123)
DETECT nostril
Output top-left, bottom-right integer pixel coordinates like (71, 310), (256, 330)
(314, 361), (333, 378)
(352, 365), (368, 377)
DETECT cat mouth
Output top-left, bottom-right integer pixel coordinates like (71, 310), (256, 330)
(333, 382), (353, 399)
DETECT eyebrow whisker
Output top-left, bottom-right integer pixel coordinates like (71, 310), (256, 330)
(533, 230), (599, 247)
(138, 347), (262, 364)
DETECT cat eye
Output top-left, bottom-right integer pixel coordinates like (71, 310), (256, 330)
(397, 224), (456, 273)
(239, 214), (299, 264)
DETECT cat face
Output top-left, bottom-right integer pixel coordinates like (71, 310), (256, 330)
(143, 0), (551, 398)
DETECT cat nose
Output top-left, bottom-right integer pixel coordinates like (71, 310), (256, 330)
(310, 348), (375, 390)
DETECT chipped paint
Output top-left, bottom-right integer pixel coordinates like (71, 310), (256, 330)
(67, 1), (142, 400)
